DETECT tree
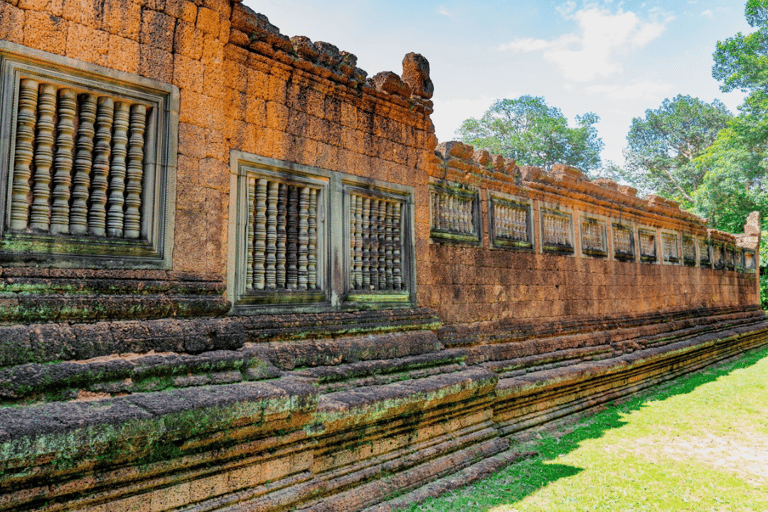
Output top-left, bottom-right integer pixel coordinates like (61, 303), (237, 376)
(614, 95), (732, 206)
(456, 96), (603, 173)
(705, 0), (768, 307)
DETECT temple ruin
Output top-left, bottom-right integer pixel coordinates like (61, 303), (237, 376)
(0, 0), (765, 510)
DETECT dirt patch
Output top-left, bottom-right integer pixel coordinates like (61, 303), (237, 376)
(625, 430), (768, 485)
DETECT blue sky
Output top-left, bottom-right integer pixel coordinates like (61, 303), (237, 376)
(246, 0), (751, 166)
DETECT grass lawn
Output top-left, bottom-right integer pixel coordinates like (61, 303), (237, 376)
(406, 344), (768, 511)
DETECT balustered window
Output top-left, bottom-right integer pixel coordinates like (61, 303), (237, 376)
(735, 248), (745, 272)
(638, 228), (657, 263)
(744, 249), (756, 273)
(613, 223), (635, 262)
(681, 236), (696, 267)
(712, 242), (725, 270)
(725, 245), (735, 270)
(541, 208), (573, 254)
(699, 238), (711, 268)
(345, 185), (411, 305)
(429, 183), (480, 245)
(661, 232), (679, 265)
(0, 42), (177, 268)
(580, 216), (607, 257)
(488, 194), (532, 250)
(229, 152), (415, 312)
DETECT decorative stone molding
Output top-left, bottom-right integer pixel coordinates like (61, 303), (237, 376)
(229, 152), (415, 312)
(488, 193), (533, 250)
(0, 41), (178, 269)
(429, 182), (481, 245)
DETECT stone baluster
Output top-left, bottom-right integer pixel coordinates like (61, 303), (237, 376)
(430, 192), (437, 230)
(362, 197), (370, 289)
(124, 104), (146, 239)
(107, 102), (130, 238)
(435, 193), (448, 231)
(276, 183), (287, 287)
(266, 180), (278, 289)
(30, 83), (56, 232)
(51, 88), (76, 235)
(463, 199), (471, 233)
(298, 186), (309, 290)
(70, 94), (97, 235)
(253, 178), (267, 290)
(88, 96), (114, 236)
(385, 201), (393, 289)
(369, 199), (379, 289)
(9, 79), (38, 230)
(308, 188), (317, 289)
(450, 196), (458, 231)
(393, 202), (402, 290)
(353, 194), (363, 289)
(245, 177), (255, 289)
(287, 185), (298, 289)
(378, 200), (386, 290)
(437, 193), (444, 230)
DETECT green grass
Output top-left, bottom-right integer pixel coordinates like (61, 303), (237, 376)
(406, 344), (768, 511)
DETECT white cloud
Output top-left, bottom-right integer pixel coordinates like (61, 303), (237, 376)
(498, 6), (674, 82)
(437, 5), (450, 16)
(585, 81), (673, 101)
(556, 1), (577, 17)
(700, 9), (713, 18)
(498, 37), (556, 52)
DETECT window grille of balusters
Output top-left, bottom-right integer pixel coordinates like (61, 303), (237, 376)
(348, 191), (406, 294)
(613, 223), (635, 261)
(682, 236), (696, 266)
(699, 238), (711, 267)
(662, 233), (679, 264)
(541, 209), (573, 254)
(638, 229), (657, 263)
(230, 153), (415, 312)
(581, 217), (607, 257)
(744, 249), (756, 272)
(9, 81), (149, 239)
(712, 242), (725, 270)
(725, 245), (736, 270)
(0, 42), (177, 268)
(489, 195), (532, 250)
(429, 184), (480, 244)
(735, 247), (745, 272)
(245, 177), (322, 293)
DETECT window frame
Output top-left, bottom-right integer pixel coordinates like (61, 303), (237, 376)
(228, 151), (416, 314)
(0, 40), (178, 270)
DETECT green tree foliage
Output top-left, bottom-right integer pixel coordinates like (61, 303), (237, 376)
(456, 96), (603, 173)
(613, 95), (732, 206)
(703, 0), (768, 306)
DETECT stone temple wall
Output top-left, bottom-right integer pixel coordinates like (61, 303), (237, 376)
(419, 142), (757, 326)
(0, 0), (766, 510)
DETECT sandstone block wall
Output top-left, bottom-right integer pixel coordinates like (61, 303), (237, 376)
(418, 142), (758, 325)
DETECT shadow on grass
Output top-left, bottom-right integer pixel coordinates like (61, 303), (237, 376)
(408, 343), (768, 511)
